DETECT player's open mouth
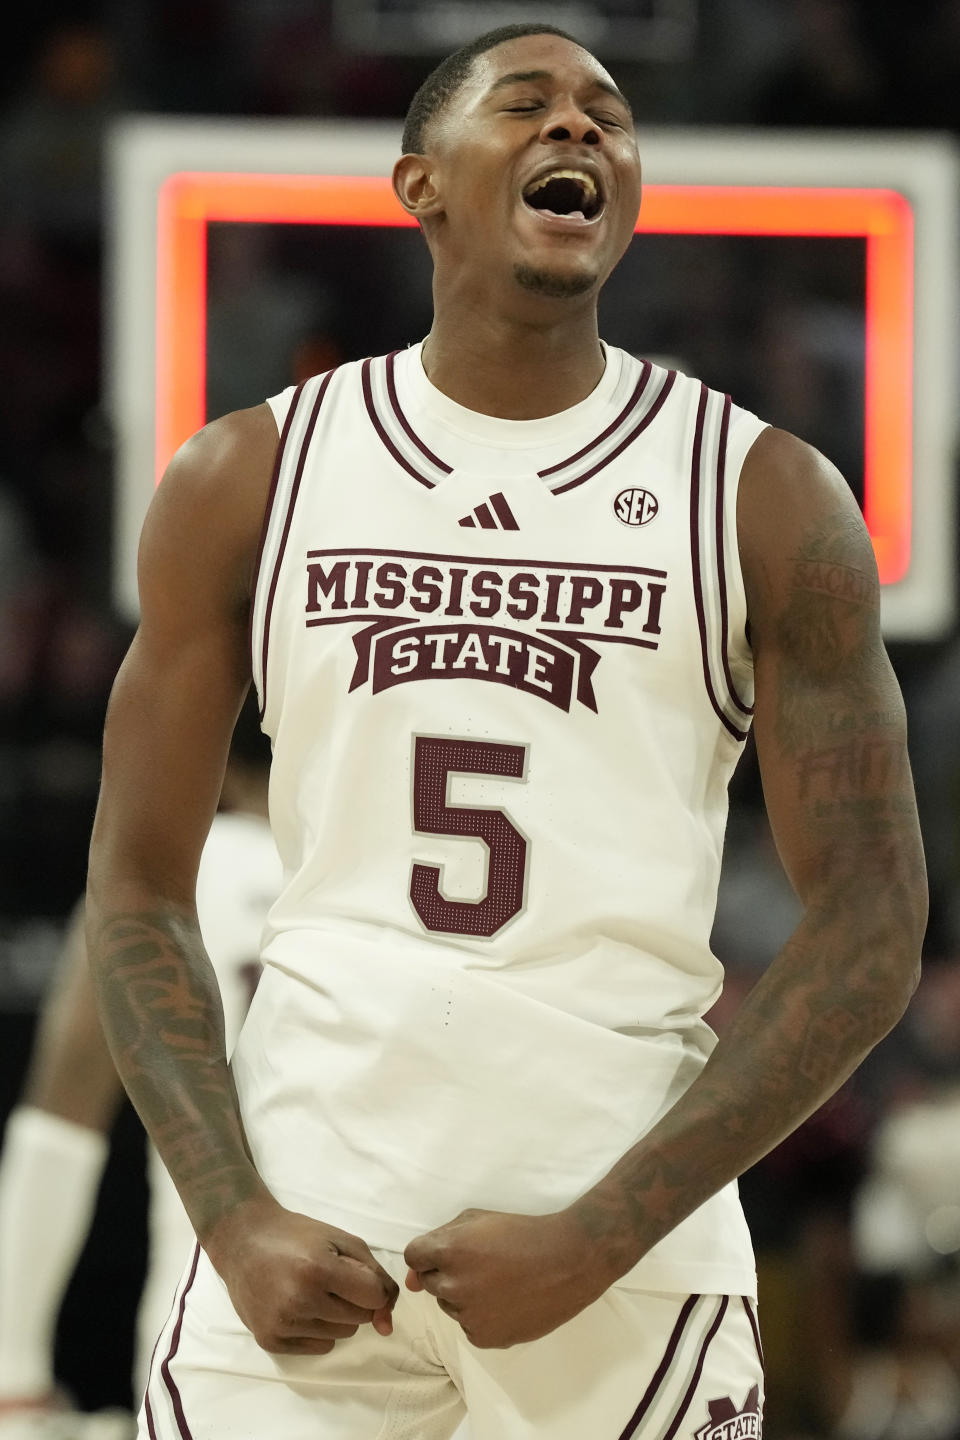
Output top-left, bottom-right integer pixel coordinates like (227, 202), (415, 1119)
(521, 168), (605, 224)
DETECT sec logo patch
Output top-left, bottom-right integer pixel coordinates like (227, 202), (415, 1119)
(614, 488), (659, 527)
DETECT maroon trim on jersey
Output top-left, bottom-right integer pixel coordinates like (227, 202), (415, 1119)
(258, 369), (336, 721)
(660, 1297), (730, 1440)
(305, 545), (668, 579)
(714, 393), (753, 719)
(549, 369), (677, 496)
(743, 1296), (764, 1369)
(539, 363), (650, 478)
(385, 350), (454, 474)
(156, 1242), (201, 1440)
(248, 379), (306, 712)
(144, 1379), (158, 1440)
(616, 1294), (700, 1440)
(143, 1310), (169, 1439)
(364, 352), (674, 496)
(362, 357), (437, 489)
(690, 384), (748, 743)
(249, 381), (306, 621)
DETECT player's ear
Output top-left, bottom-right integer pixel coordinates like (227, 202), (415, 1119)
(393, 153), (443, 221)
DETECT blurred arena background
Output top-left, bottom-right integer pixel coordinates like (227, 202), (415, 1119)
(1, 3), (959, 1436)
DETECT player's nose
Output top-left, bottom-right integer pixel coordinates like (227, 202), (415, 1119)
(539, 101), (602, 148)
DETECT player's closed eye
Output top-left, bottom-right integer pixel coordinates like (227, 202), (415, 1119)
(503, 102), (623, 128)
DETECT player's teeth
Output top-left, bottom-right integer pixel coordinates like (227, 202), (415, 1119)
(524, 169), (598, 202)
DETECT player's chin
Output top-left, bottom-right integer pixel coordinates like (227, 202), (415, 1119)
(512, 258), (600, 300)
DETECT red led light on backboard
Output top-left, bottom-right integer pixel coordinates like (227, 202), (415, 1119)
(156, 174), (913, 583)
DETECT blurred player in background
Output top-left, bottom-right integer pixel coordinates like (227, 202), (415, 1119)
(86, 21), (925, 1440)
(0, 697), (278, 1439)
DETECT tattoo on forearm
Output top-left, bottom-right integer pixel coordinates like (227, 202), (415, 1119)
(795, 736), (908, 800)
(576, 910), (919, 1272)
(822, 708), (906, 737)
(90, 908), (258, 1234)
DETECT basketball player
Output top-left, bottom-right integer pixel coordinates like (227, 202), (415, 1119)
(0, 701), (278, 1438)
(84, 23), (927, 1440)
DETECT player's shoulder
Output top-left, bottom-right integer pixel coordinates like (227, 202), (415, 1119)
(161, 403), (279, 510)
(737, 426), (877, 624)
(140, 404), (281, 608)
(738, 426), (866, 540)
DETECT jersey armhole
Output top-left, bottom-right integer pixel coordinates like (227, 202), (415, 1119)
(265, 384), (299, 437)
(722, 411), (770, 705)
(691, 386), (767, 744)
(249, 381), (306, 725)
(249, 371), (337, 731)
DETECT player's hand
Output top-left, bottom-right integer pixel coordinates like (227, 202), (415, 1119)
(205, 1193), (398, 1355)
(404, 1207), (609, 1349)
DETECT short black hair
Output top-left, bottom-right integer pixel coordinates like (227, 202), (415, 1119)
(401, 23), (582, 155)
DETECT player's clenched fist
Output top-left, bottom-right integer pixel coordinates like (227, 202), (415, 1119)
(205, 1194), (398, 1354)
(404, 1207), (611, 1350)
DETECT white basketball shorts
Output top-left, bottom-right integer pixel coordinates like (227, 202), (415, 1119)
(141, 1245), (763, 1440)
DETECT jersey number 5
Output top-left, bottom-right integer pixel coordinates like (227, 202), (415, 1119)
(410, 735), (529, 939)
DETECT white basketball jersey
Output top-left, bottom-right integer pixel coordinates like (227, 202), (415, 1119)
(234, 342), (768, 1294)
(138, 812), (280, 1391)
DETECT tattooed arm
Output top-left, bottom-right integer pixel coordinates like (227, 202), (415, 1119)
(402, 429), (926, 1350)
(86, 407), (397, 1353)
(569, 427), (927, 1274)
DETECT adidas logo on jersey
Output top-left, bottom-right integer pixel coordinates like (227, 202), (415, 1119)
(458, 492), (519, 530)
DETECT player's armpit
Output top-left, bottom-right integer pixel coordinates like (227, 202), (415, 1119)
(563, 429), (926, 1288)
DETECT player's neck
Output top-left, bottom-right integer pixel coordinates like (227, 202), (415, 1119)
(422, 305), (605, 420)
